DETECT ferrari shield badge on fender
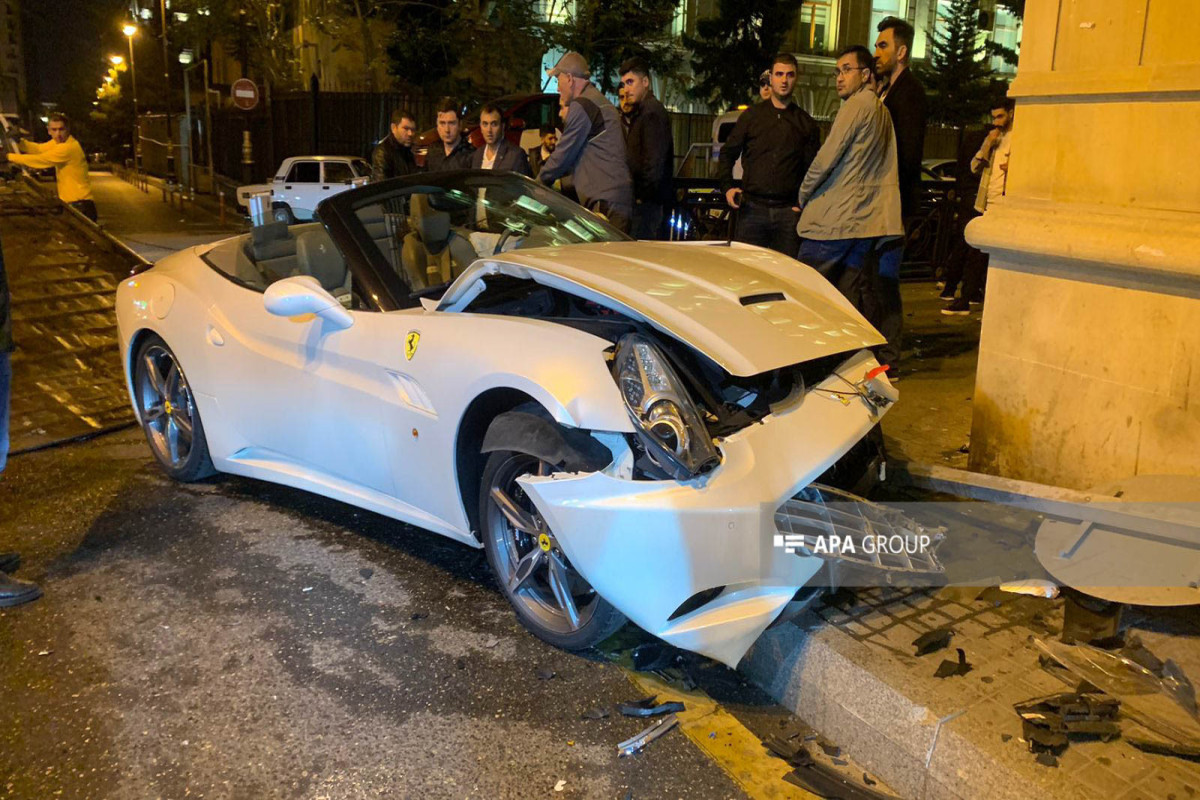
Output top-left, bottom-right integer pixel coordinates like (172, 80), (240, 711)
(405, 331), (420, 361)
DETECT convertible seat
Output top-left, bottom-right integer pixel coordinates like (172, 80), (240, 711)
(400, 194), (476, 290)
(294, 229), (351, 301)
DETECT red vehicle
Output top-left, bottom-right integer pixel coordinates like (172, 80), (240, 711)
(415, 93), (559, 166)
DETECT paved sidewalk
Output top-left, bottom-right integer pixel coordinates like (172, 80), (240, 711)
(883, 282), (982, 472)
(88, 170), (244, 261)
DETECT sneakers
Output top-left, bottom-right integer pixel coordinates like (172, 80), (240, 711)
(968, 294), (984, 306)
(0, 572), (41, 608)
(939, 286), (957, 300)
(941, 297), (971, 316)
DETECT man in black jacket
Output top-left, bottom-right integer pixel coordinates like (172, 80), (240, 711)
(619, 57), (674, 240)
(875, 16), (927, 223)
(371, 109), (420, 182)
(871, 16), (928, 374)
(718, 53), (820, 256)
(470, 104), (532, 176)
(425, 98), (474, 172)
(528, 126), (557, 178)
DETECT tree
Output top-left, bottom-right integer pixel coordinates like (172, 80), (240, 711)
(684, 0), (805, 111)
(551, 0), (681, 94)
(386, 0), (550, 98)
(918, 0), (996, 127)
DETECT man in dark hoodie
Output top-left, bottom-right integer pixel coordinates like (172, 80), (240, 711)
(425, 97), (474, 172)
(619, 57), (674, 240)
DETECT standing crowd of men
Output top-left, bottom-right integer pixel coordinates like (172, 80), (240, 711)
(368, 18), (1013, 374)
(369, 52), (675, 241)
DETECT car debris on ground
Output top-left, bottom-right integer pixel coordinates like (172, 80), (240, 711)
(617, 695), (686, 718)
(912, 627), (953, 656)
(617, 714), (680, 757)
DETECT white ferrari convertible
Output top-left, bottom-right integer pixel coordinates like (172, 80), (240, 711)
(116, 172), (928, 667)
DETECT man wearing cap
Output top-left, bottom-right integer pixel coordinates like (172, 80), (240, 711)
(537, 52), (634, 233)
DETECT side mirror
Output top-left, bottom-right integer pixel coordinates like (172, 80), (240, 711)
(263, 276), (353, 330)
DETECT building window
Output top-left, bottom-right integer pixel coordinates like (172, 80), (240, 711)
(990, 7), (1021, 73)
(798, 0), (836, 54)
(671, 0), (687, 38)
(538, 0), (575, 25)
(870, 0), (907, 39)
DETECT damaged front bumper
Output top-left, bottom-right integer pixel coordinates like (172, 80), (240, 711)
(519, 349), (939, 667)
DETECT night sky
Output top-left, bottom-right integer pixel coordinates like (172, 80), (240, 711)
(23, 0), (128, 109)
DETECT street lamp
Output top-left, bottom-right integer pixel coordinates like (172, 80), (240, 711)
(122, 22), (140, 173)
(109, 55), (124, 67)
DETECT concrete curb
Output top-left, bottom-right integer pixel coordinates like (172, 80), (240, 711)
(740, 618), (1056, 800)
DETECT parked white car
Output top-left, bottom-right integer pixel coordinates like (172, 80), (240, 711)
(236, 155), (371, 223)
(115, 172), (935, 668)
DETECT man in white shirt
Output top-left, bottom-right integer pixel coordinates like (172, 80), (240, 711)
(943, 97), (1014, 315)
(469, 104), (531, 176)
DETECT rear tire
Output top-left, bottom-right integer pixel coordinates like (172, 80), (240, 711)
(479, 448), (625, 650)
(133, 334), (216, 482)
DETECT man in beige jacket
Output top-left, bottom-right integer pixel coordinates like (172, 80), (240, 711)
(796, 44), (904, 372)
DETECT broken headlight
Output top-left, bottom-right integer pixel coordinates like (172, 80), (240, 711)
(613, 334), (720, 480)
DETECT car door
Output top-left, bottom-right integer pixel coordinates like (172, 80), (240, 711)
(202, 260), (401, 497)
(321, 161), (355, 200)
(279, 160), (320, 209)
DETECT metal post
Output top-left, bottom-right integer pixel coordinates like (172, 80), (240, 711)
(127, 33), (139, 174)
(203, 59), (214, 191)
(159, 0), (174, 184)
(182, 65), (192, 196)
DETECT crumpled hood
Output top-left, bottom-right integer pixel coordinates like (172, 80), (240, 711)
(439, 240), (884, 376)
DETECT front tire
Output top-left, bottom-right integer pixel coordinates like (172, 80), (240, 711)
(133, 334), (216, 482)
(480, 449), (625, 650)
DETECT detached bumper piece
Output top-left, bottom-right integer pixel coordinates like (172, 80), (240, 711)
(774, 484), (945, 587)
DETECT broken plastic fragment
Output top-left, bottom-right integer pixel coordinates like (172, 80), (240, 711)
(617, 695), (686, 718)
(631, 642), (677, 672)
(581, 707), (609, 720)
(617, 713), (679, 757)
(999, 579), (1059, 599)
(1034, 638), (1200, 749)
(913, 628), (952, 657)
(554, 779), (566, 792)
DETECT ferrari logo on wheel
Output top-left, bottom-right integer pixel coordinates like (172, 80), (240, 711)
(405, 331), (420, 361)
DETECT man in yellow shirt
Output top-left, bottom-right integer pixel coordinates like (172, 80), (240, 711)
(5, 113), (96, 222)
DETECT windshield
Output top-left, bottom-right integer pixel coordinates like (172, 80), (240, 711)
(345, 172), (628, 301)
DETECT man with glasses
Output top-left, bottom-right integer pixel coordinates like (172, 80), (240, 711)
(796, 45), (903, 371)
(718, 53), (820, 256)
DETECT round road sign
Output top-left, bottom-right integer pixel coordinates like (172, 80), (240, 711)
(232, 79), (259, 111)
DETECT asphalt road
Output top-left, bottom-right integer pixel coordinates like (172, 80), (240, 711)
(0, 428), (816, 799)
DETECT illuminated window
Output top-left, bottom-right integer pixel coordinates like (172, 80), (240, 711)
(989, 7), (1021, 73)
(869, 0), (907, 39)
(798, 0), (836, 54)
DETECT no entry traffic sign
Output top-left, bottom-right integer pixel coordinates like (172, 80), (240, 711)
(232, 79), (259, 111)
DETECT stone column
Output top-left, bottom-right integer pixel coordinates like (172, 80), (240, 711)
(965, 0), (1200, 490)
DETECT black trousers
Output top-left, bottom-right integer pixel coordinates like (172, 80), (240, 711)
(735, 199), (800, 256)
(69, 200), (98, 223)
(942, 208), (988, 300)
(588, 199), (631, 235)
(632, 202), (664, 240)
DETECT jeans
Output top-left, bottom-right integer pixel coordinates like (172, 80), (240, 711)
(632, 202), (664, 240)
(736, 199), (800, 256)
(0, 351), (10, 474)
(798, 236), (904, 369)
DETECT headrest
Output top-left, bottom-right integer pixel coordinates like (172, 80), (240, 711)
(250, 221), (293, 261)
(411, 194), (450, 247)
(295, 229), (347, 292)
